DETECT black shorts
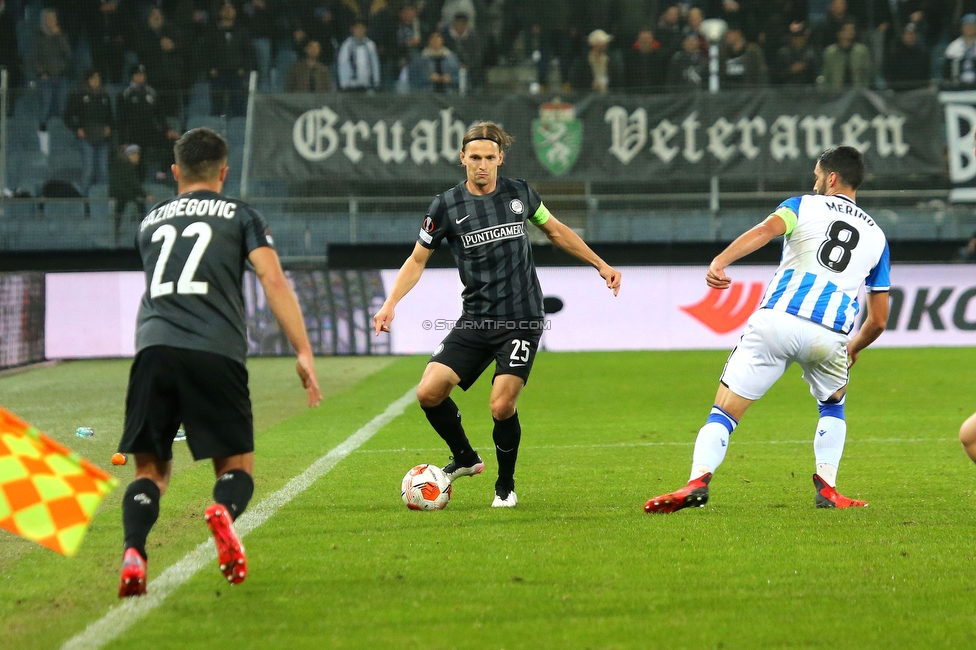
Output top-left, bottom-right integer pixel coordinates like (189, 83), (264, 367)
(429, 318), (545, 391)
(119, 345), (254, 462)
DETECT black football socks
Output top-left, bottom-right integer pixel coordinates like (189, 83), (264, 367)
(423, 397), (477, 461)
(493, 412), (521, 492)
(213, 470), (254, 521)
(122, 477), (161, 561)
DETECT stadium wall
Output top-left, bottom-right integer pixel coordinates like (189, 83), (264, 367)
(43, 265), (976, 359)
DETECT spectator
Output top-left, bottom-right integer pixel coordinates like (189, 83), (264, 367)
(88, 0), (129, 83)
(821, 21), (872, 89)
(758, 0), (811, 62)
(207, 1), (254, 116)
(773, 21), (819, 85)
(109, 144), (147, 244)
(686, 8), (709, 56)
(116, 64), (180, 181)
(706, 0), (765, 44)
(242, 0), (276, 90)
(667, 29), (708, 89)
(445, 13), (485, 92)
(656, 5), (684, 55)
(886, 22), (930, 89)
(285, 40), (331, 92)
(0, 0), (21, 94)
(305, 3), (340, 68)
(367, 0), (395, 74)
(569, 29), (622, 94)
(624, 27), (668, 92)
(812, 0), (853, 48)
(137, 8), (187, 120)
(65, 70), (114, 199)
(31, 8), (72, 155)
(500, 3), (580, 88)
(382, 2), (422, 90)
(419, 31), (459, 92)
(442, 0), (477, 31)
(945, 13), (976, 87)
(337, 18), (381, 91)
(720, 25), (768, 87)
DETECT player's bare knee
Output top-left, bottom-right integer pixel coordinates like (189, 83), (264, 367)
(490, 397), (517, 420)
(416, 383), (448, 408)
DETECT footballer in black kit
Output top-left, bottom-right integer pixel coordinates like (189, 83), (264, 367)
(116, 128), (321, 598)
(374, 121), (621, 508)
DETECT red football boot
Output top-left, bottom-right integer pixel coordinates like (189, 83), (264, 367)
(205, 503), (247, 584)
(644, 473), (712, 513)
(118, 547), (147, 598)
(813, 474), (868, 508)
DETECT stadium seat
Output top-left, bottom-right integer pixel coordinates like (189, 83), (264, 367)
(661, 212), (711, 242)
(187, 115), (227, 134)
(187, 81), (212, 118)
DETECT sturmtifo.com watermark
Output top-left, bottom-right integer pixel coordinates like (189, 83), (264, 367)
(421, 319), (553, 331)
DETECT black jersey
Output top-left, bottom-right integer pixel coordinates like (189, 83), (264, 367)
(418, 178), (546, 321)
(134, 190), (273, 364)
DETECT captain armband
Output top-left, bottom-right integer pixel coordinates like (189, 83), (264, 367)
(529, 202), (552, 226)
(769, 207), (797, 236)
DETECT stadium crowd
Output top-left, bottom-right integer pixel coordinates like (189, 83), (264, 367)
(1, 0), (975, 198)
(2, 1), (976, 101)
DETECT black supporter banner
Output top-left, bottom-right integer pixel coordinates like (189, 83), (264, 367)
(250, 89), (944, 186)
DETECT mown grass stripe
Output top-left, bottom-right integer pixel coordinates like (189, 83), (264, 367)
(61, 386), (417, 650)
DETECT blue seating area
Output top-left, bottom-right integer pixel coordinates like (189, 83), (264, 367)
(3, 81), (246, 198)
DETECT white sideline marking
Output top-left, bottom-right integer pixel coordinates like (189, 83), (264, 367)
(61, 387), (417, 650)
(355, 437), (955, 454)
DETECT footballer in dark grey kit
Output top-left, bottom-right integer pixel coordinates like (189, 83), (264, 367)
(117, 128), (321, 597)
(373, 121), (621, 508)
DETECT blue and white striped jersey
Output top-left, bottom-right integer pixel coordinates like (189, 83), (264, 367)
(759, 193), (890, 334)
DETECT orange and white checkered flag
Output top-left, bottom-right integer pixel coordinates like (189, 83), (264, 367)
(0, 407), (118, 556)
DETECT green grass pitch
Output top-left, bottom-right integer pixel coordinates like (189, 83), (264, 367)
(1, 348), (975, 649)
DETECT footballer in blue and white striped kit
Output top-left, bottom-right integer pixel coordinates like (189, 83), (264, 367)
(645, 146), (890, 513)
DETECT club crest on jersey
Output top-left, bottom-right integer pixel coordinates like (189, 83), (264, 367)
(509, 199), (524, 215)
(460, 223), (525, 248)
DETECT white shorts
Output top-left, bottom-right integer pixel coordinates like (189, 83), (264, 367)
(720, 309), (850, 402)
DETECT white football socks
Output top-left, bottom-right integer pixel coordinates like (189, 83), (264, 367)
(814, 396), (847, 488)
(690, 406), (738, 481)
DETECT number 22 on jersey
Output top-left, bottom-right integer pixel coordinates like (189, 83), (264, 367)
(149, 222), (213, 298)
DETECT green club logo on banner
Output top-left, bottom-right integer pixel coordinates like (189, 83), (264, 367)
(532, 100), (582, 176)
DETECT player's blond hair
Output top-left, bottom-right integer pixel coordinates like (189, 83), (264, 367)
(462, 122), (513, 152)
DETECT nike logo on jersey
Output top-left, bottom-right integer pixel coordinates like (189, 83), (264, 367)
(509, 362), (527, 367)
(456, 214), (472, 224)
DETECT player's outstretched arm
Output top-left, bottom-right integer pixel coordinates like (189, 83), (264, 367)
(249, 246), (322, 407)
(707, 214), (788, 289)
(848, 291), (888, 367)
(373, 243), (435, 335)
(536, 215), (621, 296)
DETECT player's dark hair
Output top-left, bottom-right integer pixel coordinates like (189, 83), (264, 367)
(174, 128), (229, 182)
(818, 146), (865, 190)
(462, 122), (513, 153)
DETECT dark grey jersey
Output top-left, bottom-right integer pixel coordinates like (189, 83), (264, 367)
(418, 178), (545, 321)
(135, 190), (273, 364)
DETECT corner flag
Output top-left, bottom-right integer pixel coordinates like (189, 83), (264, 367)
(0, 407), (118, 556)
